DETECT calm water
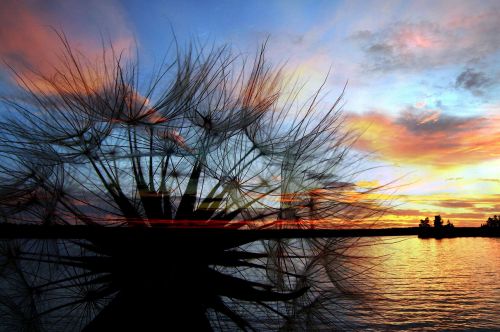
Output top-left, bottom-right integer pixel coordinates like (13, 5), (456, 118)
(353, 237), (500, 331)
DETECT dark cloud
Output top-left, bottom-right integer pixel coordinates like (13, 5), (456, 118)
(455, 68), (493, 95)
(366, 43), (394, 55)
(396, 106), (482, 135)
(350, 30), (373, 40)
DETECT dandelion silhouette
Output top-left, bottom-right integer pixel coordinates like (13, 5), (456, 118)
(0, 33), (383, 331)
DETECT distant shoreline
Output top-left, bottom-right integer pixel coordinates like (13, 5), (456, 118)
(0, 224), (499, 239)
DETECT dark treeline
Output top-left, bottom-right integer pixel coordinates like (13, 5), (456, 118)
(418, 214), (500, 238)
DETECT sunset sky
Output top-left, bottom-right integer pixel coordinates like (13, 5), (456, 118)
(0, 0), (499, 227)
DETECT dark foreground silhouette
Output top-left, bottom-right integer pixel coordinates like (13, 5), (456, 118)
(75, 232), (303, 331)
(1, 226), (310, 331)
(3, 224), (389, 331)
(1, 224), (498, 330)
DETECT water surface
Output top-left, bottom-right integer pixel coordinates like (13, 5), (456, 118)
(354, 237), (500, 331)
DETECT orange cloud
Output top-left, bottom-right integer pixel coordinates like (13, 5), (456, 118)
(0, 0), (134, 93)
(417, 110), (440, 124)
(0, 1), (55, 74)
(370, 193), (500, 228)
(348, 110), (500, 167)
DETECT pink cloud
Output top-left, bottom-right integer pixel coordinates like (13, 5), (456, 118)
(417, 110), (441, 124)
(0, 0), (134, 92)
(352, 7), (500, 72)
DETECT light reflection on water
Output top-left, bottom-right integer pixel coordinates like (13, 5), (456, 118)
(353, 237), (500, 331)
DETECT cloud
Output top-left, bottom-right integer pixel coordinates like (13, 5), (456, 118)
(455, 68), (493, 95)
(375, 193), (500, 227)
(350, 21), (444, 71)
(350, 9), (500, 72)
(0, 0), (134, 92)
(0, 1), (56, 74)
(348, 109), (500, 167)
(446, 177), (463, 181)
(350, 30), (373, 40)
(479, 178), (500, 183)
(437, 201), (476, 208)
(396, 107), (478, 134)
(482, 204), (500, 213)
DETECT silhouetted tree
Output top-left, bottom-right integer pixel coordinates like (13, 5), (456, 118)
(0, 34), (382, 331)
(482, 215), (500, 228)
(419, 217), (431, 228)
(433, 215), (443, 228)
